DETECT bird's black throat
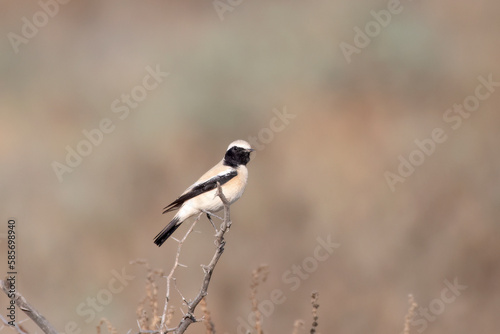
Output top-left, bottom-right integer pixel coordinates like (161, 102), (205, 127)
(223, 146), (252, 167)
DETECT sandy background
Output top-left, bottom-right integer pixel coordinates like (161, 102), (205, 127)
(1, 1), (499, 333)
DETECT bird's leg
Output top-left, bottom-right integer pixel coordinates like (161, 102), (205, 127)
(203, 210), (223, 221)
(206, 213), (217, 231)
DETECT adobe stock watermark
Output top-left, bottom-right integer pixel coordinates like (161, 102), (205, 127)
(213, 0), (244, 21)
(385, 73), (499, 192)
(7, 0), (72, 54)
(60, 265), (135, 334)
(247, 106), (295, 155)
(339, 0), (413, 64)
(236, 234), (340, 334)
(404, 277), (467, 334)
(51, 64), (168, 183)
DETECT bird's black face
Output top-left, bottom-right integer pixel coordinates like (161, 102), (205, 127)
(223, 146), (254, 167)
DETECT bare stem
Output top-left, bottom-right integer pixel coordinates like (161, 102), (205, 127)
(0, 279), (59, 334)
(159, 214), (203, 333)
(173, 182), (232, 334)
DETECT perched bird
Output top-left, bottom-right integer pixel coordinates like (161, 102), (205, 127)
(154, 140), (254, 247)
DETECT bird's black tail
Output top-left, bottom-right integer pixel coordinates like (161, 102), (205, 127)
(154, 217), (181, 247)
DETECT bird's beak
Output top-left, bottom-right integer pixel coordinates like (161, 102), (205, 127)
(247, 148), (255, 152)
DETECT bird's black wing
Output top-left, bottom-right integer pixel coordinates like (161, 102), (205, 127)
(162, 170), (237, 214)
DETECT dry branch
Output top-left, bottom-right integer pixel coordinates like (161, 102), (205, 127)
(149, 182), (232, 334)
(0, 183), (233, 334)
(157, 215), (202, 333)
(172, 182), (232, 334)
(0, 279), (59, 334)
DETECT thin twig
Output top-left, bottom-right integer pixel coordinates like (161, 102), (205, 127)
(0, 279), (59, 334)
(159, 214), (203, 333)
(173, 278), (189, 307)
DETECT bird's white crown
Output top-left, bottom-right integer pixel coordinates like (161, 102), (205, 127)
(227, 139), (252, 151)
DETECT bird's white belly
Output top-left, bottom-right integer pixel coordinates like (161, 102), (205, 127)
(177, 165), (248, 219)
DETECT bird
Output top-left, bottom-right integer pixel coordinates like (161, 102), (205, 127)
(154, 139), (254, 247)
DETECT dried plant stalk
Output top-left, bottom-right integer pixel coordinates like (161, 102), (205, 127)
(310, 291), (319, 334)
(403, 294), (418, 334)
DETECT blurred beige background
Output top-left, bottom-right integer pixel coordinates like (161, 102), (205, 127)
(1, 1), (499, 333)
